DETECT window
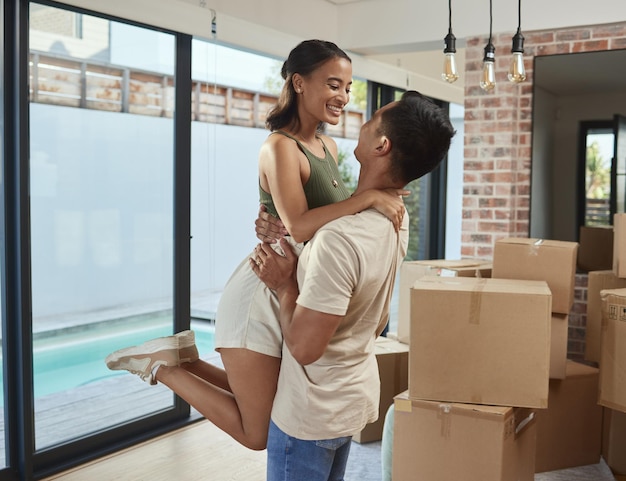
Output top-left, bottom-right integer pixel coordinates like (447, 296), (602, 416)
(580, 122), (613, 226)
(578, 115), (626, 230)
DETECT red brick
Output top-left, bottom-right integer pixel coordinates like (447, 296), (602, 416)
(593, 23), (626, 38)
(572, 39), (610, 52)
(556, 29), (592, 42)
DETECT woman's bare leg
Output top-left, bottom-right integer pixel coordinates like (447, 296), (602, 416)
(180, 358), (232, 392)
(155, 348), (280, 451)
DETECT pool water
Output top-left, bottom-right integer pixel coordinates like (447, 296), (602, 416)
(1, 319), (214, 405)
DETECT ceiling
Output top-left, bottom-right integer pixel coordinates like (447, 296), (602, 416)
(534, 49), (626, 96)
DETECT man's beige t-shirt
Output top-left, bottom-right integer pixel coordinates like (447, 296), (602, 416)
(270, 208), (409, 440)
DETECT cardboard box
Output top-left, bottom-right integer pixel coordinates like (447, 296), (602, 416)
(409, 276), (551, 408)
(392, 390), (536, 481)
(353, 336), (408, 443)
(603, 407), (626, 475)
(578, 225), (614, 272)
(492, 237), (578, 314)
(534, 361), (602, 473)
(585, 271), (626, 363)
(615, 214), (626, 278)
(599, 288), (626, 412)
(396, 259), (492, 343)
(550, 313), (568, 379)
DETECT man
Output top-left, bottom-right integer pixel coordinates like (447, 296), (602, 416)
(251, 90), (455, 481)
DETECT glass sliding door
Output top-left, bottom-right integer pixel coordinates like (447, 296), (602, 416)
(29, 2), (181, 450)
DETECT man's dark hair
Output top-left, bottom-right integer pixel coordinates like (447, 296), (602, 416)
(379, 91), (456, 185)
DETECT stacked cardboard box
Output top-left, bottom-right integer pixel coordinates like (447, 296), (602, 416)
(408, 276), (551, 408)
(597, 214), (626, 474)
(395, 259), (492, 343)
(602, 408), (626, 476)
(391, 238), (586, 478)
(585, 271), (626, 363)
(599, 288), (626, 413)
(492, 237), (579, 379)
(392, 276), (550, 480)
(534, 360), (602, 473)
(393, 391), (536, 481)
(578, 225), (614, 272)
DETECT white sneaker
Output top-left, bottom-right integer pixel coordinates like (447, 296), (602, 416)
(105, 336), (179, 385)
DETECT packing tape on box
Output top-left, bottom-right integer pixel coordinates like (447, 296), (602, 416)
(469, 278), (487, 324)
(529, 238), (544, 256)
(515, 411), (535, 435)
(395, 398), (412, 413)
(438, 403), (452, 439)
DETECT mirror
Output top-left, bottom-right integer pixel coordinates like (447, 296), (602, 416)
(530, 49), (626, 242)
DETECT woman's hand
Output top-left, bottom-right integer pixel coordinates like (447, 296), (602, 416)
(255, 204), (289, 243)
(250, 238), (298, 291)
(362, 188), (410, 232)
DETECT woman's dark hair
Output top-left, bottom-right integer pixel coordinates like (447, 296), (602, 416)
(265, 40), (351, 132)
(379, 91), (456, 184)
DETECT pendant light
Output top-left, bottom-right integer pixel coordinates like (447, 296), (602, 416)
(480, 0), (496, 91)
(442, 0), (459, 83)
(508, 0), (526, 83)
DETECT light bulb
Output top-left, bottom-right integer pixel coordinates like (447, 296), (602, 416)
(442, 52), (459, 83)
(442, 31), (459, 83)
(508, 52), (526, 83)
(508, 29), (526, 83)
(480, 60), (496, 91)
(480, 43), (496, 91)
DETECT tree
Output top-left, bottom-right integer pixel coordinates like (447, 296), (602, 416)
(263, 60), (283, 95)
(349, 79), (367, 111)
(585, 140), (610, 199)
(337, 148), (357, 192)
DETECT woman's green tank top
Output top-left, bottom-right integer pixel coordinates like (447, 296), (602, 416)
(259, 130), (351, 219)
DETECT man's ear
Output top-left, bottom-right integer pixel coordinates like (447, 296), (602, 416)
(376, 136), (391, 156)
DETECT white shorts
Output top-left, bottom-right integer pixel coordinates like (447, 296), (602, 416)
(214, 237), (303, 358)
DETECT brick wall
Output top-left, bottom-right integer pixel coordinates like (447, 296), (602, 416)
(570, 273), (589, 362)
(461, 22), (626, 359)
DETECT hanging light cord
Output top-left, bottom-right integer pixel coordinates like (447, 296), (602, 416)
(448, 0), (453, 34)
(488, 0), (493, 44)
(516, 0), (521, 32)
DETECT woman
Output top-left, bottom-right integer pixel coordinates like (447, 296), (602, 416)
(106, 39), (406, 450)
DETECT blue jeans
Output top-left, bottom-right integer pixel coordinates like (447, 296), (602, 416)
(266, 420), (352, 481)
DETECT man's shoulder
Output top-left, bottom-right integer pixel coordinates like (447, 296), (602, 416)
(313, 209), (399, 247)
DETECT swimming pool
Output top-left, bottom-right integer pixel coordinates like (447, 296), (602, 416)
(0, 318), (215, 405)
